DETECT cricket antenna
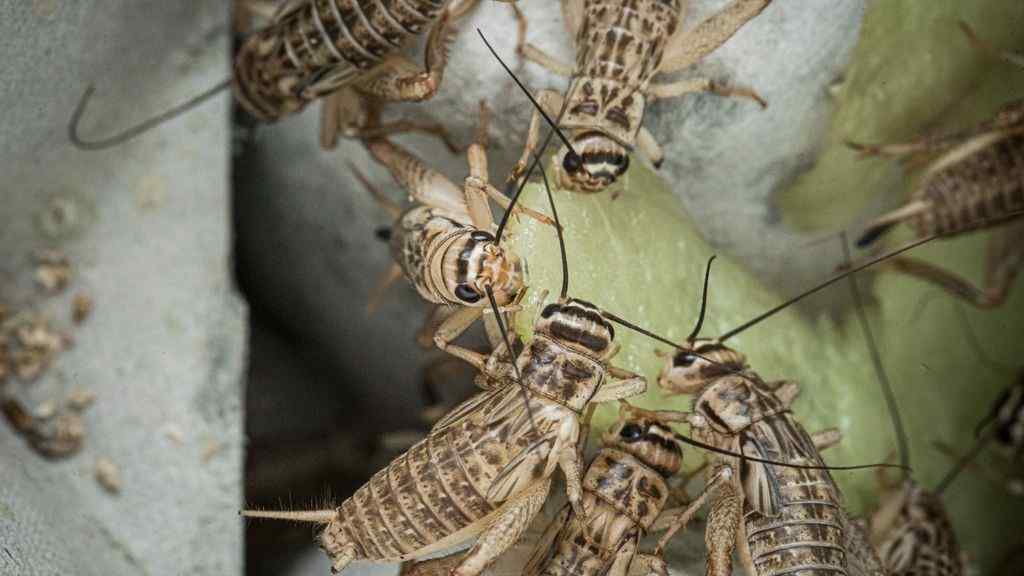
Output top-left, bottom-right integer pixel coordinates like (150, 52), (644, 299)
(933, 429), (994, 496)
(535, 154), (569, 298)
(68, 79), (232, 151)
(717, 233), (943, 343)
(841, 232), (910, 479)
(669, 431), (910, 473)
(687, 256), (716, 341)
(486, 286), (540, 435)
(477, 29), (580, 162)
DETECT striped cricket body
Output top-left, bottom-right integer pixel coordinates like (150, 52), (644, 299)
(869, 483), (964, 576)
(656, 341), (867, 576)
(514, 0), (771, 192)
(70, 0), (477, 150)
(234, 0), (452, 121)
(358, 101), (552, 352)
(244, 298), (647, 575)
(849, 25), (1024, 308)
(399, 410), (684, 576)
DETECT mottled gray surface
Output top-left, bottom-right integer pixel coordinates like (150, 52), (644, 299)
(234, 1), (864, 574)
(0, 3), (245, 576)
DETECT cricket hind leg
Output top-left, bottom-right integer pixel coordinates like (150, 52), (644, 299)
(452, 479), (552, 576)
(883, 228), (1024, 309)
(659, 0), (773, 73)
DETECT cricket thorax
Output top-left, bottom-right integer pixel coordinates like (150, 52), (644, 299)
(392, 207), (524, 306)
(233, 0), (445, 120)
(518, 335), (606, 413)
(914, 131), (1024, 238)
(875, 482), (964, 576)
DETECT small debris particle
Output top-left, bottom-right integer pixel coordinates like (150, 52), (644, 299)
(0, 339), (9, 383)
(12, 348), (46, 382)
(163, 423), (185, 445)
(95, 457), (122, 494)
(34, 400), (56, 419)
(71, 293), (93, 324)
(201, 439), (223, 463)
(33, 249), (72, 293)
(1, 398), (35, 433)
(31, 412), (85, 457)
(67, 388), (96, 411)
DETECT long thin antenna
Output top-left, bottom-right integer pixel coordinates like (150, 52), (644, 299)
(68, 79), (232, 150)
(495, 131), (555, 243)
(933, 431), (994, 495)
(487, 286), (540, 435)
(841, 232), (910, 479)
(477, 30), (579, 159)
(536, 154), (569, 298)
(687, 256), (716, 341)
(717, 233), (942, 342)
(669, 431), (908, 472)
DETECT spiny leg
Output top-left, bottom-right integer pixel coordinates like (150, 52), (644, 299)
(654, 465), (732, 554)
(647, 76), (766, 108)
(509, 89), (565, 184)
(660, 0), (773, 73)
(355, 9), (454, 103)
(884, 240), (1023, 308)
(321, 88), (461, 152)
(811, 428), (842, 451)
(367, 264), (403, 314)
(518, 44), (574, 77)
(453, 479), (552, 576)
(366, 138), (472, 219)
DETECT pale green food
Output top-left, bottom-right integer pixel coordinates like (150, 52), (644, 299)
(507, 157), (1024, 572)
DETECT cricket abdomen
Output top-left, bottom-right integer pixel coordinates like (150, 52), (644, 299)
(234, 0), (446, 120)
(913, 132), (1024, 238)
(745, 477), (848, 576)
(320, 386), (543, 564)
(561, 0), (679, 145)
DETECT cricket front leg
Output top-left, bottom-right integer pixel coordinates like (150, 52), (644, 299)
(433, 306), (487, 365)
(453, 479), (553, 576)
(660, 0), (773, 72)
(509, 89), (566, 183)
(591, 365), (647, 403)
(653, 464), (732, 554)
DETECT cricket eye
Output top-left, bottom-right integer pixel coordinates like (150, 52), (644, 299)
(454, 284), (482, 303)
(619, 423), (643, 440)
(674, 353), (698, 368)
(470, 230), (494, 242)
(563, 151), (582, 173)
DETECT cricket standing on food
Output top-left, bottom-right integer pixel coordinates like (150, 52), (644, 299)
(626, 252), (951, 576)
(399, 403), (685, 576)
(511, 0), (770, 192)
(846, 22), (1024, 308)
(356, 100), (553, 352)
(242, 159), (657, 575)
(69, 0), (482, 150)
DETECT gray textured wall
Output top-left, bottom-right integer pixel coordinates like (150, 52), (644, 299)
(0, 3), (245, 575)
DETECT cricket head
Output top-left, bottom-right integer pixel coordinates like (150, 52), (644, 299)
(534, 298), (616, 359)
(556, 133), (630, 192)
(603, 414), (683, 478)
(657, 339), (747, 396)
(443, 229), (525, 307)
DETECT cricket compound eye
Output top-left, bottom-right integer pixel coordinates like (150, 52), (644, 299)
(619, 423), (644, 440)
(563, 151), (583, 173)
(454, 284), (482, 303)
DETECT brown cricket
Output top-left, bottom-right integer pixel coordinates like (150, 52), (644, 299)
(355, 100), (553, 352)
(510, 0), (770, 193)
(399, 402), (684, 576)
(242, 155), (662, 575)
(68, 0), (483, 150)
(846, 22), (1024, 309)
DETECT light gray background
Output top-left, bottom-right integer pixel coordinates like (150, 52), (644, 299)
(0, 2), (244, 576)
